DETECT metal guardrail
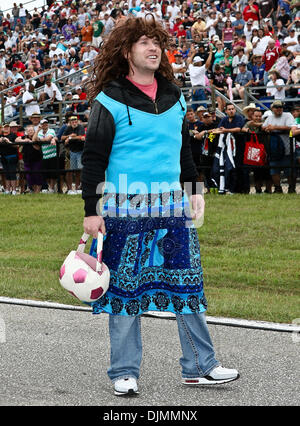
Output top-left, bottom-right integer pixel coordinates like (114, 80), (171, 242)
(0, 134), (299, 195)
(0, 65), (92, 125)
(1, 0), (46, 15)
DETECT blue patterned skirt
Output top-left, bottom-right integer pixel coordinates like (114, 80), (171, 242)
(89, 190), (207, 316)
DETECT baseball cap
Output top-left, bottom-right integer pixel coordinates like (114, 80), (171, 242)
(40, 119), (48, 124)
(271, 100), (283, 108)
(193, 56), (204, 64)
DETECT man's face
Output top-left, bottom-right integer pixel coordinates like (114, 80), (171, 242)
(127, 35), (162, 76)
(186, 110), (195, 122)
(272, 106), (283, 117)
(226, 105), (236, 117)
(31, 116), (40, 125)
(70, 119), (78, 127)
(253, 111), (262, 122)
(203, 114), (213, 124)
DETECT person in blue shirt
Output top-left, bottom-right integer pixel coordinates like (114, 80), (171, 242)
(216, 103), (247, 193)
(251, 55), (265, 91)
(232, 62), (254, 100)
(232, 11), (245, 37)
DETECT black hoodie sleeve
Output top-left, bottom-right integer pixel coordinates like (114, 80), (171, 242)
(180, 116), (200, 196)
(81, 100), (115, 217)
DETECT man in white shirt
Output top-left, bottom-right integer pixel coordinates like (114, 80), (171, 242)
(40, 78), (63, 113)
(167, 0), (181, 23)
(82, 44), (98, 63)
(22, 82), (41, 117)
(266, 70), (285, 100)
(205, 11), (218, 39)
(188, 46), (213, 110)
(5, 90), (17, 118)
(49, 43), (62, 58)
(262, 100), (295, 193)
(284, 29), (298, 53)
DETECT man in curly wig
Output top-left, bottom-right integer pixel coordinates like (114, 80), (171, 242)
(81, 16), (239, 397)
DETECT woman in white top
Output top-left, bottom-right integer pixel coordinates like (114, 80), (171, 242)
(266, 70), (285, 100)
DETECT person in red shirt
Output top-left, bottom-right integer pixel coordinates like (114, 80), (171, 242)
(173, 16), (183, 34)
(13, 59), (26, 73)
(76, 86), (87, 101)
(243, 1), (259, 23)
(262, 38), (281, 72)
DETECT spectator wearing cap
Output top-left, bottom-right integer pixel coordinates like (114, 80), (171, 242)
(0, 123), (19, 195)
(66, 94), (87, 121)
(187, 44), (213, 110)
(262, 100), (295, 193)
(192, 110), (219, 192)
(191, 14), (207, 41)
(172, 53), (187, 86)
(33, 118), (58, 193)
(49, 43), (61, 59)
(30, 112), (41, 132)
(232, 62), (253, 99)
(277, 7), (291, 26)
(284, 28), (298, 52)
(61, 116), (85, 194)
(232, 11), (245, 37)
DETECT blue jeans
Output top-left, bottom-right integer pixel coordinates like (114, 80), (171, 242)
(107, 313), (219, 382)
(192, 88), (207, 111)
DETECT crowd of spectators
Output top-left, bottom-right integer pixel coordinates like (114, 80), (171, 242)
(0, 0), (299, 195)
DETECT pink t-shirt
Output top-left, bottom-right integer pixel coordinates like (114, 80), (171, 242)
(126, 76), (158, 101)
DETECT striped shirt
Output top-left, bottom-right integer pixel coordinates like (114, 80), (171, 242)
(38, 128), (57, 159)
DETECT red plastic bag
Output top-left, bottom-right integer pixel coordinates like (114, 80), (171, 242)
(243, 132), (266, 166)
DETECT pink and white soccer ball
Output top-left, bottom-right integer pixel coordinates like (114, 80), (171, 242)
(59, 250), (110, 303)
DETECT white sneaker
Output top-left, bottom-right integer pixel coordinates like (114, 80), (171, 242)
(182, 366), (239, 385)
(114, 378), (139, 396)
(67, 190), (76, 195)
(76, 189), (82, 194)
(11, 190), (17, 196)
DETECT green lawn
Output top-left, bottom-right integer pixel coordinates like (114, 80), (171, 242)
(0, 193), (299, 323)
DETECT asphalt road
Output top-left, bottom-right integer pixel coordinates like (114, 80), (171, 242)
(0, 304), (299, 407)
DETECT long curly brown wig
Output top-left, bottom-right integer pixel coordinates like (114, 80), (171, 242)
(86, 15), (175, 101)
